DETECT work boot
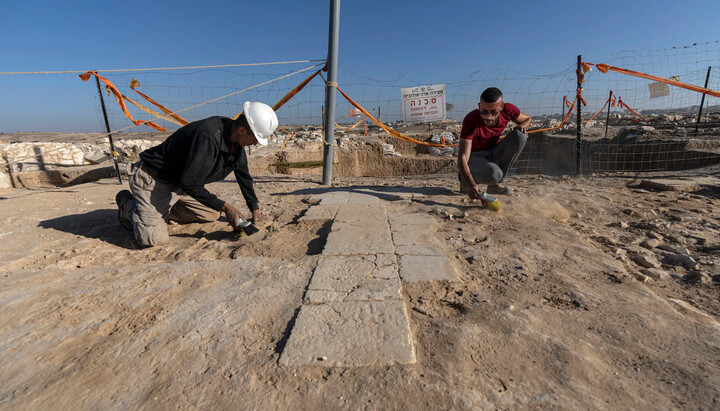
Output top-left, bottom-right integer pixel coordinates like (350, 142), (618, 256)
(115, 190), (135, 231)
(486, 183), (513, 195)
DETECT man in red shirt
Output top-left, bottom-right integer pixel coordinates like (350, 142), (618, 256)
(458, 87), (532, 198)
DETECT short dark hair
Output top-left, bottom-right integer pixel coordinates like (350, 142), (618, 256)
(480, 87), (503, 103)
(233, 113), (250, 129)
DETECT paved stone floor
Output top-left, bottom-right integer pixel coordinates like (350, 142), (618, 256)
(280, 187), (459, 367)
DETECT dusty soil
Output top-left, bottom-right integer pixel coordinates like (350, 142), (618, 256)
(1, 151), (719, 408)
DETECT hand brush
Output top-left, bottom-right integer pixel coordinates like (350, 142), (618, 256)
(234, 218), (260, 236)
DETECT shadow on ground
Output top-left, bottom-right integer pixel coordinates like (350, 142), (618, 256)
(39, 209), (134, 248)
(274, 184), (458, 200)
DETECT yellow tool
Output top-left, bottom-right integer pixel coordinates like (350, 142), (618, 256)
(479, 191), (502, 211)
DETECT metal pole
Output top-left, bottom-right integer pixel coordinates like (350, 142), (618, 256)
(561, 96), (565, 120)
(576, 55), (582, 175)
(322, 0), (340, 186)
(604, 90), (613, 139)
(694, 66), (711, 137)
(95, 75), (123, 184)
(377, 106), (381, 136)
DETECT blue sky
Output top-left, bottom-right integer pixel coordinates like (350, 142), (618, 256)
(2, 0), (719, 132)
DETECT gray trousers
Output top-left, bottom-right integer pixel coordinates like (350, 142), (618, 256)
(125, 162), (221, 247)
(465, 130), (527, 186)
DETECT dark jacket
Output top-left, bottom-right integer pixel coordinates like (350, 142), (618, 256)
(139, 116), (258, 212)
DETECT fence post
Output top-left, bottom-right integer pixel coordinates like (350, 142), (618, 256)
(322, 0), (340, 186)
(576, 55), (582, 175)
(604, 90), (613, 139)
(377, 106), (381, 136)
(95, 75), (123, 184)
(694, 66), (712, 137)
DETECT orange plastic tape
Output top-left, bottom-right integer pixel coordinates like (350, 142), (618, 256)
(121, 93), (184, 126)
(336, 115), (367, 131)
(273, 69), (322, 112)
(578, 93), (587, 106)
(232, 68), (322, 121)
(588, 62), (720, 98)
(79, 71), (167, 131)
(527, 95), (577, 134)
(583, 95), (612, 124)
(335, 86), (457, 148)
(617, 98), (649, 122)
(130, 79), (189, 126)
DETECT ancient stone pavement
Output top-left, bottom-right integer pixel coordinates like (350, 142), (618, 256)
(279, 188), (459, 367)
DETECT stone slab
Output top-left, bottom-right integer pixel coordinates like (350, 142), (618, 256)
(367, 190), (413, 200)
(322, 222), (395, 255)
(388, 213), (437, 227)
(391, 224), (437, 246)
(304, 277), (402, 304)
(347, 192), (379, 204)
(399, 255), (460, 282)
(279, 300), (416, 366)
(638, 179), (702, 192)
(317, 191), (350, 205)
(308, 255), (397, 290)
(305, 256), (401, 304)
(299, 205), (338, 222)
(334, 204), (387, 223)
(309, 255), (375, 289)
(395, 244), (445, 256)
(308, 192), (328, 204)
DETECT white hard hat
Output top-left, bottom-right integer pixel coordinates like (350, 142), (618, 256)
(243, 101), (278, 146)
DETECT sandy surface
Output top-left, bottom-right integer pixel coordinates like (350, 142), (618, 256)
(1, 162), (719, 408)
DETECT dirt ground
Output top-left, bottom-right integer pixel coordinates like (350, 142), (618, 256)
(1, 152), (719, 408)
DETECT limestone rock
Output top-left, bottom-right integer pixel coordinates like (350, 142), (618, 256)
(657, 244), (690, 255)
(84, 150), (109, 164)
(632, 254), (661, 269)
(0, 171), (10, 188)
(665, 234), (687, 245)
(641, 268), (669, 280)
(609, 221), (629, 229)
(662, 254), (699, 269)
(623, 245), (652, 256)
(640, 239), (662, 249)
(632, 272), (652, 283)
(684, 271), (711, 284)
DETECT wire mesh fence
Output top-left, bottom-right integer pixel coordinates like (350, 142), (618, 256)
(2, 41), (720, 178)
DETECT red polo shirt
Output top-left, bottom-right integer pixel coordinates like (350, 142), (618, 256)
(460, 103), (521, 151)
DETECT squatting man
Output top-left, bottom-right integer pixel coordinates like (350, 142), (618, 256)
(116, 101), (278, 247)
(458, 87), (532, 198)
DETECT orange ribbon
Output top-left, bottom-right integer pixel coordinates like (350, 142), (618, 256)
(528, 95), (578, 134)
(588, 62), (720, 98)
(336, 86), (457, 147)
(79, 71), (167, 131)
(130, 79), (189, 126)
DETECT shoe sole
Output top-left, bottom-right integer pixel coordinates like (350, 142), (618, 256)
(116, 190), (135, 231)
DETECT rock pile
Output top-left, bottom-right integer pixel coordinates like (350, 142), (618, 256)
(609, 217), (716, 284)
(0, 139), (162, 173)
(428, 132), (458, 157)
(383, 144), (400, 157)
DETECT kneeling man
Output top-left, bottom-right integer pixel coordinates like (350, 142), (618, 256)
(458, 87), (532, 199)
(116, 101), (278, 247)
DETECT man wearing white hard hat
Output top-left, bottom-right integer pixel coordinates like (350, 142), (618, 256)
(115, 101), (278, 247)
